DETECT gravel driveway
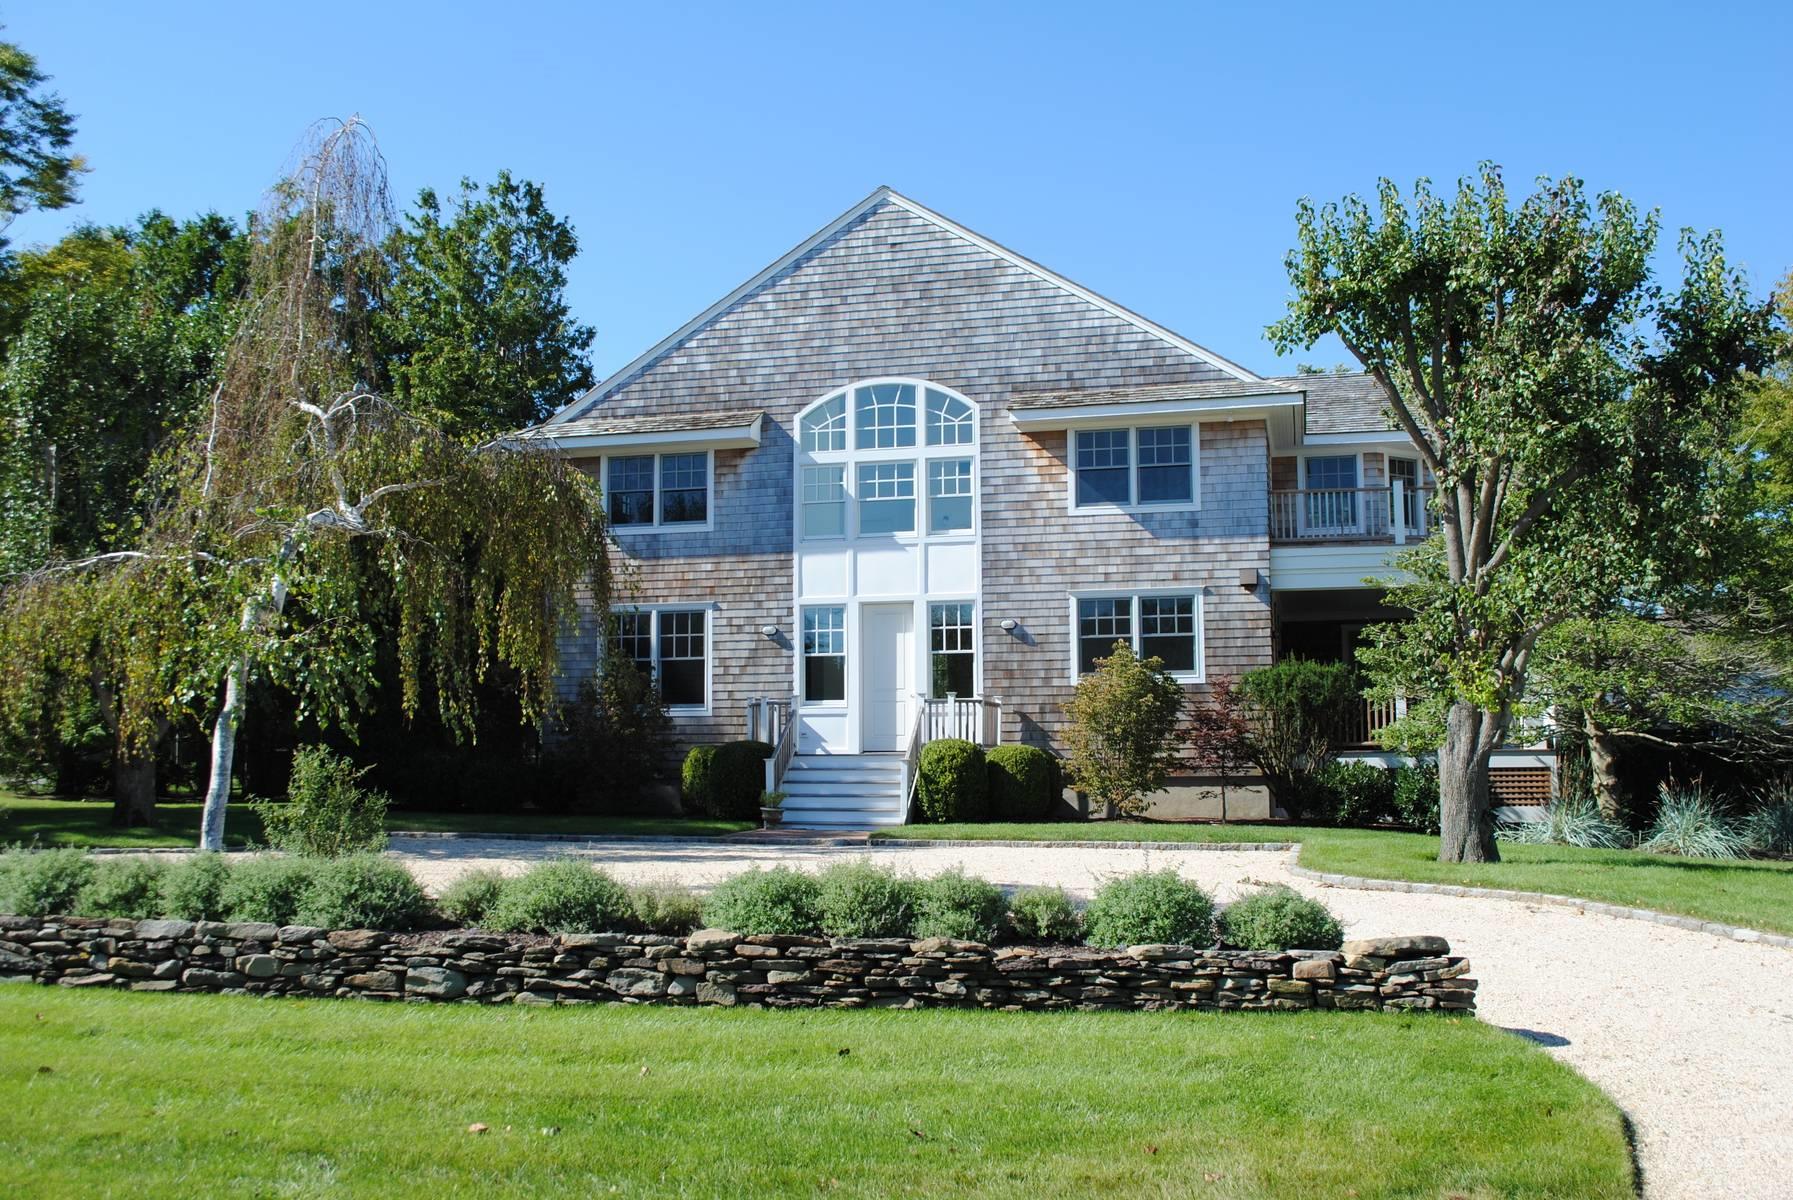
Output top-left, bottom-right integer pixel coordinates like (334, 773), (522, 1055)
(390, 836), (1793, 1200)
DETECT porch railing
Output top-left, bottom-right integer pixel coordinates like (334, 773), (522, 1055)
(903, 694), (1003, 818)
(1270, 482), (1431, 544)
(1342, 695), (1409, 747)
(747, 696), (798, 796)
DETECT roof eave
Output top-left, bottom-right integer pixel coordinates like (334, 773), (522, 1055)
(1010, 393), (1303, 431)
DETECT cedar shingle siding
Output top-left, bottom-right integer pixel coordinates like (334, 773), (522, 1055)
(554, 198), (1273, 752)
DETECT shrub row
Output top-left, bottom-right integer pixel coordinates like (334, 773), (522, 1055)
(0, 849), (430, 931)
(0, 851), (1348, 950)
(915, 740), (1059, 823)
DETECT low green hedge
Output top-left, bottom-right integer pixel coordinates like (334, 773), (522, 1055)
(484, 860), (634, 934)
(1219, 885), (1344, 951)
(916, 739), (988, 823)
(680, 740), (774, 820)
(985, 744), (1059, 820)
(911, 869), (1007, 941)
(1083, 870), (1214, 948)
(814, 861), (917, 938)
(700, 867), (822, 936)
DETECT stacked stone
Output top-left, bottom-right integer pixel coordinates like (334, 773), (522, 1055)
(0, 915), (1476, 1014)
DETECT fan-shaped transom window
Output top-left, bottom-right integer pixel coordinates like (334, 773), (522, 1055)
(799, 380), (977, 455)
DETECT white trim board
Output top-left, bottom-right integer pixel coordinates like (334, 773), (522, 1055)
(546, 187), (1261, 426)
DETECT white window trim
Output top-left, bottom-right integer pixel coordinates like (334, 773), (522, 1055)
(602, 450), (715, 534)
(1067, 422), (1202, 514)
(605, 602), (715, 714)
(1066, 590), (1205, 685)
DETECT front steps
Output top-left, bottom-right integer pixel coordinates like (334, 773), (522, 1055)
(778, 753), (907, 830)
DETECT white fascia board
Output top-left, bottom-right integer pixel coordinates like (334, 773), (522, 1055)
(1009, 395), (1301, 431)
(1300, 430), (1410, 446)
(528, 415), (763, 456)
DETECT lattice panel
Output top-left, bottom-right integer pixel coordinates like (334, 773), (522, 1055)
(1490, 767), (1552, 807)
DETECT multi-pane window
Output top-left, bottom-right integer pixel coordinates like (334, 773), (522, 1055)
(659, 454), (708, 524)
(928, 602), (976, 698)
(801, 465), (846, 538)
(1074, 430), (1131, 506)
(856, 462), (916, 534)
(1387, 456), (1423, 531)
(802, 606), (846, 703)
(1303, 454), (1359, 529)
(1076, 597), (1133, 675)
(606, 452), (709, 529)
(607, 456), (655, 526)
(1139, 595), (1197, 672)
(1073, 426), (1199, 509)
(1076, 593), (1202, 678)
(657, 610), (706, 706)
(925, 388), (975, 446)
(927, 459), (973, 534)
(608, 610), (654, 678)
(607, 608), (707, 708)
(854, 383), (918, 449)
(801, 393), (847, 452)
(1137, 427), (1194, 504)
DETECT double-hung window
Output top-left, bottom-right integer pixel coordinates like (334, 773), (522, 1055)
(1074, 593), (1202, 680)
(857, 462), (916, 535)
(607, 608), (709, 708)
(802, 606), (846, 703)
(802, 465), (846, 538)
(606, 452), (710, 528)
(928, 602), (976, 698)
(1073, 425), (1198, 509)
(1302, 454), (1358, 531)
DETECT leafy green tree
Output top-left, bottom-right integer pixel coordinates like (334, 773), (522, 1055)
(0, 120), (614, 850)
(0, 34), (85, 247)
(378, 171), (593, 438)
(1530, 613), (1793, 821)
(1062, 641), (1184, 818)
(1271, 165), (1778, 861)
(1226, 661), (1358, 817)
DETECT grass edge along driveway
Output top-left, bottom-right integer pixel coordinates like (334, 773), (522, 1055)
(0, 987), (1634, 1199)
(874, 821), (1793, 938)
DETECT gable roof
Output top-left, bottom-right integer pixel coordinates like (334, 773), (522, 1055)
(1270, 372), (1399, 435)
(1011, 378), (1301, 412)
(545, 186), (1262, 426)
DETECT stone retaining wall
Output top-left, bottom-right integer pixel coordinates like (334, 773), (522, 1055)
(0, 915), (1477, 1013)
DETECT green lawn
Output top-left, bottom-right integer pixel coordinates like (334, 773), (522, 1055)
(0, 793), (751, 848)
(0, 987), (1633, 1200)
(876, 821), (1793, 936)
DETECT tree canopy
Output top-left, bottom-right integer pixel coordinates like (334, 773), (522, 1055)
(1270, 164), (1779, 862)
(0, 34), (85, 245)
(378, 171), (594, 439)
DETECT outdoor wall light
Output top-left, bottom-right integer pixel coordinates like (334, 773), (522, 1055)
(998, 618), (1019, 632)
(760, 624), (779, 639)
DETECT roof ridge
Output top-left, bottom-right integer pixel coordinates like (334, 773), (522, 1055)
(543, 187), (1260, 427)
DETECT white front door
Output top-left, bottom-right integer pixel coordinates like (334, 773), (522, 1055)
(860, 603), (914, 751)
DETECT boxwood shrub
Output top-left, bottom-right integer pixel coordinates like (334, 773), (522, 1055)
(679, 745), (717, 816)
(1393, 761), (1442, 834)
(484, 860), (633, 933)
(985, 744), (1058, 821)
(814, 861), (916, 938)
(700, 867), (821, 935)
(1219, 885), (1344, 951)
(295, 854), (431, 931)
(1083, 870), (1214, 948)
(911, 868), (1007, 942)
(915, 739), (988, 823)
(1317, 760), (1398, 828)
(1007, 884), (1082, 943)
(707, 740), (773, 821)
(158, 853), (233, 922)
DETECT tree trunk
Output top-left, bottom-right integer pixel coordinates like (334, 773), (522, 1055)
(1583, 712), (1624, 822)
(199, 654), (247, 852)
(1438, 700), (1501, 862)
(109, 746), (157, 827)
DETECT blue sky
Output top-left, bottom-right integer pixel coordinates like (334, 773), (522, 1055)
(9, 2), (1789, 379)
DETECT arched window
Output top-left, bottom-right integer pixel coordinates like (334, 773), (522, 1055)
(800, 393), (847, 452)
(925, 388), (974, 446)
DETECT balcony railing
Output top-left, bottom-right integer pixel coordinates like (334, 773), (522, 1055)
(1270, 481), (1432, 544)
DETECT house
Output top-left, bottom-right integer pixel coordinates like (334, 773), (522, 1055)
(517, 187), (1552, 828)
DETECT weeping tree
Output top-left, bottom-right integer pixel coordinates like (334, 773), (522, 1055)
(1271, 165), (1778, 862)
(0, 119), (612, 848)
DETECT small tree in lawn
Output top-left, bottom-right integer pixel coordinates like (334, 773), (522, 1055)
(1271, 165), (1778, 862)
(1063, 641), (1184, 818)
(1185, 675), (1254, 822)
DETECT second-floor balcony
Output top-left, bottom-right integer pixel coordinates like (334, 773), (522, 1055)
(1270, 482), (1433, 545)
